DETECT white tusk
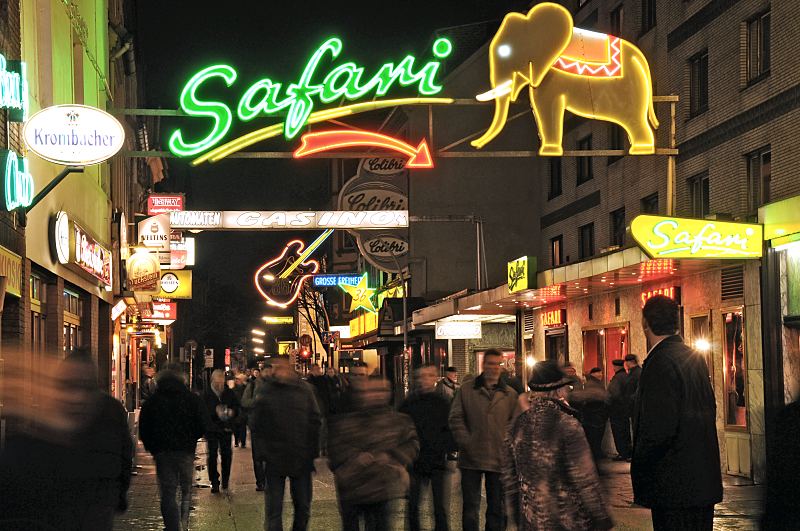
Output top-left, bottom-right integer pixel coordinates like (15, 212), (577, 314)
(475, 80), (512, 102)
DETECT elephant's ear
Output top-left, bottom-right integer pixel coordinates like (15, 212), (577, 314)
(525, 3), (573, 88)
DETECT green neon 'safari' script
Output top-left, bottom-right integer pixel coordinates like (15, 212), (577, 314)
(168, 37), (453, 157)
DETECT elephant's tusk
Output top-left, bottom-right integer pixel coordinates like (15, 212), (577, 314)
(475, 80), (512, 102)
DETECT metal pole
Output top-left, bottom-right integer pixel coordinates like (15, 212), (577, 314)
(25, 166), (85, 212)
(667, 99), (677, 216)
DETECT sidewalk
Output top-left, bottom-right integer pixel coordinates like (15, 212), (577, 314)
(115, 440), (763, 530)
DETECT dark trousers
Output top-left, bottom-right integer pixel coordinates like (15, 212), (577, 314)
(609, 413), (631, 458)
(582, 422), (606, 463)
(155, 451), (194, 531)
(265, 473), (312, 531)
(409, 468), (450, 531)
(252, 449), (267, 488)
(460, 468), (504, 531)
(206, 431), (233, 487)
(651, 506), (714, 531)
(234, 422), (247, 447)
(340, 501), (389, 531)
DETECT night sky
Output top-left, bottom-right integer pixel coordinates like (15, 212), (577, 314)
(134, 0), (525, 344)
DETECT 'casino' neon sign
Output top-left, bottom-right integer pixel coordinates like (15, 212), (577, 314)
(169, 36), (454, 163)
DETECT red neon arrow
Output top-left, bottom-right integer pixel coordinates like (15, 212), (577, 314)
(294, 130), (434, 168)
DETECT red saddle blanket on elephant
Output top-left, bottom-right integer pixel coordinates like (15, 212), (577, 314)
(553, 28), (622, 78)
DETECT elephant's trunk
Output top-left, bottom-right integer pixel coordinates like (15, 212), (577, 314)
(471, 96), (510, 149)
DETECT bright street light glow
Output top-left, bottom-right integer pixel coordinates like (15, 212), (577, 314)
(694, 338), (711, 352)
(525, 356), (535, 368)
(252, 329), (266, 336)
(263, 316), (294, 324)
(252, 337), (264, 344)
(252, 347), (265, 354)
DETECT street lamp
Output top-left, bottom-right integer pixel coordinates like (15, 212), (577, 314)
(252, 329), (266, 336)
(252, 337), (264, 344)
(253, 347), (265, 354)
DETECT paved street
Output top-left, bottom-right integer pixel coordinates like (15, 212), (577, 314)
(115, 436), (764, 531)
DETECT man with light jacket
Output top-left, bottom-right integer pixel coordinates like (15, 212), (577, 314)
(449, 349), (518, 531)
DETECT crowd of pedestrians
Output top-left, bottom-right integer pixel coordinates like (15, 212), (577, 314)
(10, 295), (798, 531)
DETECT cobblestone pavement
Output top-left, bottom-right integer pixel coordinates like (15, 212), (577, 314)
(115, 439), (763, 531)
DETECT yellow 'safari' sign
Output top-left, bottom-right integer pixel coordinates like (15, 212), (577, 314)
(631, 215), (763, 259)
(508, 256), (531, 293)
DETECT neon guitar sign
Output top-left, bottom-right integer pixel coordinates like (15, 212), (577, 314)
(255, 229), (333, 308)
(169, 36), (454, 164)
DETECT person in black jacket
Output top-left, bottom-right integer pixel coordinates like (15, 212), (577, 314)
(400, 364), (456, 531)
(632, 296), (722, 531)
(139, 364), (207, 531)
(607, 359), (631, 460)
(203, 369), (241, 492)
(250, 356), (321, 531)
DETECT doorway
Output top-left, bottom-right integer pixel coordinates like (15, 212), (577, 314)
(582, 325), (629, 382)
(545, 328), (568, 366)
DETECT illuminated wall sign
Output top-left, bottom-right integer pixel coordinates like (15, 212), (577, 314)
(138, 214), (171, 252)
(167, 236), (195, 270)
(169, 210), (408, 230)
(147, 194), (185, 215)
(295, 130), (433, 168)
(641, 286), (679, 308)
(158, 270), (192, 299)
(312, 273), (362, 287)
(51, 211), (112, 286)
(435, 321), (482, 340)
(472, 2), (657, 156)
(631, 215), (763, 259)
(255, 230), (331, 308)
(1, 149), (34, 210)
(23, 104), (125, 166)
(168, 36), (454, 162)
(111, 299), (128, 321)
(0, 54), (28, 122)
(264, 316), (294, 325)
(146, 301), (177, 321)
(340, 273), (377, 313)
(0, 245), (22, 297)
(541, 309), (565, 328)
(127, 250), (161, 293)
(508, 256), (534, 293)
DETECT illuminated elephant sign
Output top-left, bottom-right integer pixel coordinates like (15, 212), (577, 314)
(473, 2), (658, 156)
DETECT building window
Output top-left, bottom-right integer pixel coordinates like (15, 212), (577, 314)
(549, 159), (562, 199)
(747, 10), (770, 83)
(689, 172), (710, 218)
(610, 4), (624, 36)
(608, 123), (624, 164)
(610, 207), (626, 247)
(577, 135), (593, 184)
(641, 0), (656, 33)
(30, 274), (45, 303)
(641, 192), (659, 214)
(689, 50), (709, 117)
(747, 147), (771, 210)
(551, 235), (564, 267)
(579, 223), (595, 259)
(63, 289), (83, 317)
(337, 230), (356, 253)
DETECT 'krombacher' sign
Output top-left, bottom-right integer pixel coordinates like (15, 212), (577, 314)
(631, 215), (763, 259)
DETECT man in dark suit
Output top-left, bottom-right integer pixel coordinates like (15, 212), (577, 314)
(632, 296), (722, 531)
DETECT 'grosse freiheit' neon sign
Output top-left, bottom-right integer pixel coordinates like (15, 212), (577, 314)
(169, 37), (454, 163)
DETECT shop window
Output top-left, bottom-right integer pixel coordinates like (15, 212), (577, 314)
(608, 123), (624, 164)
(641, 192), (659, 214)
(610, 207), (625, 247)
(689, 171), (710, 218)
(549, 159), (562, 199)
(641, 0), (656, 34)
(610, 4), (624, 36)
(545, 330), (568, 367)
(747, 147), (771, 211)
(723, 310), (747, 427)
(579, 223), (595, 259)
(30, 274), (45, 303)
(551, 235), (564, 267)
(689, 50), (709, 117)
(577, 135), (593, 184)
(746, 10), (770, 84)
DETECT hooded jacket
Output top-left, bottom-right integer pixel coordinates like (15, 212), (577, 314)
(139, 375), (208, 455)
(449, 373), (518, 472)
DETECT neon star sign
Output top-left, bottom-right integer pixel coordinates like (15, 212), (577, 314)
(168, 36), (454, 163)
(340, 273), (377, 313)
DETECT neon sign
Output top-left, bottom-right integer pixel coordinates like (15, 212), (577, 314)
(541, 309), (565, 327)
(169, 37), (454, 160)
(74, 223), (112, 286)
(1, 149), (34, 210)
(169, 210), (408, 230)
(641, 287), (678, 308)
(0, 54), (28, 122)
(339, 273), (377, 313)
(255, 230), (333, 308)
(295, 130), (433, 168)
(472, 2), (657, 156)
(631, 215), (763, 259)
(312, 273), (362, 288)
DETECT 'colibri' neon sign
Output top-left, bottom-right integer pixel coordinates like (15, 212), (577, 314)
(169, 36), (454, 162)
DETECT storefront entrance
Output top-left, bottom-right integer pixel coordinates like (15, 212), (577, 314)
(582, 325), (628, 382)
(722, 308), (751, 477)
(545, 329), (567, 366)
